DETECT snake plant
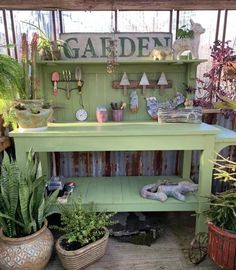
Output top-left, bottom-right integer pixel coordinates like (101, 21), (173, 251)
(0, 150), (59, 237)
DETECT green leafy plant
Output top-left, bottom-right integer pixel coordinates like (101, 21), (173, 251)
(0, 149), (59, 237)
(204, 154), (236, 232)
(0, 53), (26, 128)
(24, 22), (72, 60)
(53, 200), (115, 250)
(0, 53), (25, 101)
(176, 25), (194, 39)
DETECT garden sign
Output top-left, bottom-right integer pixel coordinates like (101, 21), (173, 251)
(60, 32), (172, 60)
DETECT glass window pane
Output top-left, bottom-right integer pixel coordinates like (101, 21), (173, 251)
(225, 11), (236, 51)
(0, 10), (7, 54)
(117, 11), (170, 32)
(178, 10), (218, 78)
(62, 11), (114, 33)
(13, 11), (52, 58)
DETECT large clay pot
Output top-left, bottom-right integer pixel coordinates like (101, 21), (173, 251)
(0, 220), (54, 270)
(56, 227), (109, 270)
(15, 107), (53, 131)
(208, 221), (236, 270)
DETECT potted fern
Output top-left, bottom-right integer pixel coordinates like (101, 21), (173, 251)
(54, 201), (114, 270)
(0, 53), (26, 128)
(204, 154), (236, 270)
(0, 150), (59, 270)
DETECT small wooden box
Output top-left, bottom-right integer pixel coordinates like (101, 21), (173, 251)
(158, 107), (202, 123)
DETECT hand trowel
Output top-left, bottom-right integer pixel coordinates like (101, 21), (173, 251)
(51, 72), (60, 96)
(75, 66), (84, 93)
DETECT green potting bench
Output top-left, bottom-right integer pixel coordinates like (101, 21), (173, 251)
(9, 121), (236, 234)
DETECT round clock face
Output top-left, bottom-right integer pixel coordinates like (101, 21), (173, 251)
(76, 109), (88, 121)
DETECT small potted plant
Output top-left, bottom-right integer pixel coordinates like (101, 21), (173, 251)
(176, 25), (194, 39)
(204, 153), (236, 270)
(54, 200), (115, 270)
(0, 150), (59, 270)
(12, 100), (53, 131)
(25, 22), (72, 60)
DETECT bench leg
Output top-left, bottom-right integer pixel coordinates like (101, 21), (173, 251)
(195, 141), (214, 234)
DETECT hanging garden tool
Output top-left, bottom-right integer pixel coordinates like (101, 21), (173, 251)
(51, 72), (60, 96)
(75, 66), (84, 93)
(51, 69), (84, 100)
(62, 70), (72, 99)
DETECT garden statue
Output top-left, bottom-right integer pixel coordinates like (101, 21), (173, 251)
(173, 19), (205, 59)
(140, 180), (198, 202)
(150, 48), (172, 60)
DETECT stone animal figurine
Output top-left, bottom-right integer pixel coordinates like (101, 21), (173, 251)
(140, 180), (198, 202)
(173, 19), (205, 60)
(150, 48), (172, 60)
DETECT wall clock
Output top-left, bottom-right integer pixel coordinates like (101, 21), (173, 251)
(76, 108), (88, 121)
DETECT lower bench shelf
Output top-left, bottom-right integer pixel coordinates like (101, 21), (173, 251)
(68, 176), (198, 212)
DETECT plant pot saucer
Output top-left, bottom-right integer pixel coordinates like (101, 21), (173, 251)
(18, 126), (48, 132)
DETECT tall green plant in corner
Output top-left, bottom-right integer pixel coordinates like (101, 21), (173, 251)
(0, 149), (59, 237)
(0, 151), (59, 270)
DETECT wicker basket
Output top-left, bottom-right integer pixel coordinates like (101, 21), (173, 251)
(56, 227), (109, 270)
(208, 222), (236, 270)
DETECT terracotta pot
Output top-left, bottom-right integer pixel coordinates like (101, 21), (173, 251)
(0, 220), (54, 270)
(208, 221), (236, 270)
(56, 227), (109, 270)
(15, 107), (53, 131)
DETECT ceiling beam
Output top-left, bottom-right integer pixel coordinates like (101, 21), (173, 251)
(0, 0), (236, 11)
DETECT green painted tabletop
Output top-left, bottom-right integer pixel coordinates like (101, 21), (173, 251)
(10, 122), (220, 137)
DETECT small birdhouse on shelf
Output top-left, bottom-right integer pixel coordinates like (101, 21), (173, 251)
(120, 72), (130, 96)
(157, 72), (168, 96)
(139, 72), (150, 95)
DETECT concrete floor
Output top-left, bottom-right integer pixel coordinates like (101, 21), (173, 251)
(46, 212), (220, 270)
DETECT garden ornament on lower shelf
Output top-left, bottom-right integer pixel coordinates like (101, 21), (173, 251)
(140, 180), (198, 202)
